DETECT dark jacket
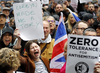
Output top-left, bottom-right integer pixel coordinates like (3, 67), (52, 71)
(20, 53), (50, 73)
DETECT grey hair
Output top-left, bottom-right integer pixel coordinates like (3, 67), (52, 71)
(83, 28), (96, 35)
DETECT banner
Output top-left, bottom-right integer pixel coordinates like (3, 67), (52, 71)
(66, 34), (99, 73)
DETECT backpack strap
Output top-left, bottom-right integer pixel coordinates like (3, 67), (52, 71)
(41, 43), (47, 54)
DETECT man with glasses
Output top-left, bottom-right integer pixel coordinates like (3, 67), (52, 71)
(46, 16), (56, 38)
(74, 20), (88, 35)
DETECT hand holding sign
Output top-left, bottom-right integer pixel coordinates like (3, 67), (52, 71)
(66, 34), (99, 73)
(94, 62), (100, 73)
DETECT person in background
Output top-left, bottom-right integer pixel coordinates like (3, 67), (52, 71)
(96, 12), (100, 23)
(65, 12), (77, 31)
(9, 17), (15, 30)
(2, 7), (10, 24)
(60, 41), (67, 73)
(0, 27), (21, 50)
(83, 27), (97, 36)
(0, 12), (10, 37)
(45, 16), (56, 38)
(0, 47), (20, 73)
(74, 20), (88, 35)
(96, 24), (100, 36)
(0, 1), (5, 8)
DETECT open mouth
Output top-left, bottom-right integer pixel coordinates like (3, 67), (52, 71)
(5, 40), (10, 42)
(50, 25), (52, 27)
(34, 52), (39, 54)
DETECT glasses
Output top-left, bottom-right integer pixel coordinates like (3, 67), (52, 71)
(48, 20), (55, 23)
(77, 28), (86, 30)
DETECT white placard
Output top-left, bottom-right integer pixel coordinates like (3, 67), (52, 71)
(54, 0), (66, 4)
(13, 1), (44, 41)
(70, 0), (78, 12)
(80, 0), (92, 3)
(42, 0), (49, 4)
(66, 34), (99, 73)
(98, 0), (100, 4)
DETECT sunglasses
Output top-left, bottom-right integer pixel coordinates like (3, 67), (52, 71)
(48, 20), (55, 23)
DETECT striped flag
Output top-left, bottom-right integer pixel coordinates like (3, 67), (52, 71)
(67, 8), (81, 22)
(50, 12), (68, 73)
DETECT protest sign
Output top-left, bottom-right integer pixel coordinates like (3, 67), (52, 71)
(66, 34), (99, 73)
(24, 0), (49, 4)
(80, 0), (92, 3)
(54, 0), (66, 4)
(98, 0), (100, 4)
(70, 0), (78, 12)
(13, 1), (44, 41)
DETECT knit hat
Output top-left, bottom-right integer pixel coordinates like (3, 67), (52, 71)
(2, 27), (13, 35)
(2, 7), (10, 11)
(82, 13), (93, 21)
(0, 13), (6, 18)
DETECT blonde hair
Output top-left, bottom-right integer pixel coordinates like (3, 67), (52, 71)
(66, 12), (78, 31)
(0, 47), (20, 71)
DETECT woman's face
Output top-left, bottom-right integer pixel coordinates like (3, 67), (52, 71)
(29, 42), (41, 60)
(2, 32), (12, 46)
(69, 15), (76, 24)
(10, 19), (14, 26)
(63, 48), (67, 60)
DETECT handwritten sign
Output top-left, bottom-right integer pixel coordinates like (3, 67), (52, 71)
(66, 34), (99, 73)
(13, 1), (44, 40)
(80, 0), (92, 3)
(54, 0), (66, 4)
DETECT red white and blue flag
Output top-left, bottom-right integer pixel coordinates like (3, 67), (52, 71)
(67, 8), (81, 22)
(50, 12), (68, 73)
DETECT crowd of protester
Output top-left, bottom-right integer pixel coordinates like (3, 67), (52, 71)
(0, 0), (100, 73)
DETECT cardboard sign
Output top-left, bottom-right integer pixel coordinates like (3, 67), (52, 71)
(66, 34), (99, 73)
(13, 1), (44, 41)
(80, 0), (92, 3)
(54, 0), (66, 4)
